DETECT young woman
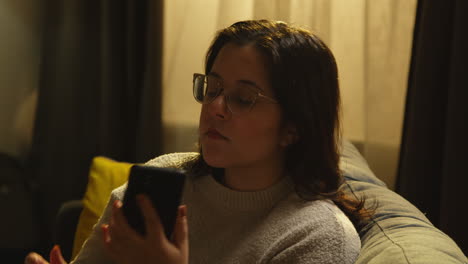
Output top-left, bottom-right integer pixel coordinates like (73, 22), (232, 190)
(26, 19), (369, 264)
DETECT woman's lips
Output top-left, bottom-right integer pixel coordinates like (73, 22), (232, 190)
(205, 129), (228, 140)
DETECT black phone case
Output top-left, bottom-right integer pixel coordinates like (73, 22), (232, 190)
(122, 165), (186, 238)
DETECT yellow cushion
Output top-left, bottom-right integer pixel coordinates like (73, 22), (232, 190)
(72, 156), (133, 258)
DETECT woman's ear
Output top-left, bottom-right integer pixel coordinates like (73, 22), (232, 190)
(280, 123), (298, 147)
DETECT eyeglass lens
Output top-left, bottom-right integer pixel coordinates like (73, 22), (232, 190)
(195, 75), (257, 114)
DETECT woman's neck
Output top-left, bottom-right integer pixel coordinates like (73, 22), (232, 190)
(223, 162), (285, 191)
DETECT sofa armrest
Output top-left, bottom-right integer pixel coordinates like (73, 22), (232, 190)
(340, 140), (467, 263)
(53, 200), (83, 262)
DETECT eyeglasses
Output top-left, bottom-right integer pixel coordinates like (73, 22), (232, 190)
(193, 73), (278, 115)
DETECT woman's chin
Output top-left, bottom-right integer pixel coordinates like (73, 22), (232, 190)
(202, 148), (229, 168)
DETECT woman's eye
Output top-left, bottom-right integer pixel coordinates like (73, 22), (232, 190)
(233, 95), (254, 106)
(205, 88), (219, 98)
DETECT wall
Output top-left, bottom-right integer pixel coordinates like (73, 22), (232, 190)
(0, 0), (42, 161)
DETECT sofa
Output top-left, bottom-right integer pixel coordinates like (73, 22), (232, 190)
(55, 140), (467, 263)
(340, 140), (466, 263)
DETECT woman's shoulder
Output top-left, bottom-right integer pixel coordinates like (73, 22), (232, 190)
(266, 196), (360, 262)
(273, 196), (351, 231)
(145, 152), (199, 169)
(110, 182), (128, 201)
(110, 152), (199, 200)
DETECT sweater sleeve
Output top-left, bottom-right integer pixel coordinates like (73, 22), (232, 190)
(264, 201), (360, 264)
(268, 227), (358, 264)
(70, 185), (127, 264)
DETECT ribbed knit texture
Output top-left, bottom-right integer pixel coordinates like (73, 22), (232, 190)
(72, 153), (360, 264)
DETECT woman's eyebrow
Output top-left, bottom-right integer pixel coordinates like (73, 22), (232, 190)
(238, 79), (263, 91)
(208, 71), (263, 91)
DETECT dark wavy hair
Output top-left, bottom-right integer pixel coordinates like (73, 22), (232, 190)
(188, 19), (371, 226)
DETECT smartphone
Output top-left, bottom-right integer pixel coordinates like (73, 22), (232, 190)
(122, 165), (186, 238)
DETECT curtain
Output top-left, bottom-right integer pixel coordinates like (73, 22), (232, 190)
(0, 0), (42, 256)
(28, 0), (163, 249)
(397, 0), (468, 254)
(162, 0), (416, 190)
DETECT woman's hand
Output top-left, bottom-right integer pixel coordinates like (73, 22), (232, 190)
(24, 245), (67, 264)
(102, 195), (189, 264)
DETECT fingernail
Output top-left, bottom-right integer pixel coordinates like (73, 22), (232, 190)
(114, 200), (122, 208)
(180, 205), (187, 217)
(101, 225), (111, 243)
(49, 245), (62, 261)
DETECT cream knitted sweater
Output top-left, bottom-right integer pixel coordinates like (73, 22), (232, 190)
(72, 153), (360, 264)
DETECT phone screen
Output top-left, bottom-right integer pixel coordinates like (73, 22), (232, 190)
(122, 165), (186, 238)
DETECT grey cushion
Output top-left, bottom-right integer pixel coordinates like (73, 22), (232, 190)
(340, 140), (467, 263)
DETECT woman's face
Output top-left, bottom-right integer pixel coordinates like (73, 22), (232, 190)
(199, 43), (290, 170)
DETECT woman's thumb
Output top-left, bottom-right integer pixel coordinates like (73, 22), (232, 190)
(49, 245), (67, 264)
(24, 252), (48, 264)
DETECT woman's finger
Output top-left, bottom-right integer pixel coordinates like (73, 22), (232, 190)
(101, 224), (118, 258)
(102, 221), (133, 259)
(111, 200), (140, 241)
(49, 245), (67, 264)
(112, 200), (126, 229)
(108, 200), (126, 242)
(172, 205), (189, 254)
(24, 252), (49, 264)
(101, 224), (111, 244)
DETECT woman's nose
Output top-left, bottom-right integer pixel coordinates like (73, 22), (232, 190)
(210, 93), (230, 120)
